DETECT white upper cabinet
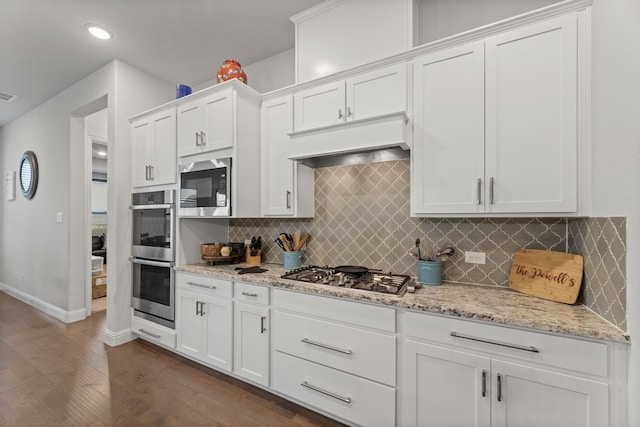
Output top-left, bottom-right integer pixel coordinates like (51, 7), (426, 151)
(177, 87), (234, 157)
(412, 13), (580, 216)
(294, 63), (407, 132)
(261, 95), (314, 217)
(484, 14), (578, 213)
(411, 41), (485, 215)
(291, 0), (412, 83)
(131, 106), (177, 188)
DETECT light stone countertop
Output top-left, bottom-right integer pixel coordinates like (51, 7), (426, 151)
(176, 262), (630, 343)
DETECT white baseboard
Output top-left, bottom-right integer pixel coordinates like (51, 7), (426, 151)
(0, 283), (87, 324)
(104, 328), (136, 347)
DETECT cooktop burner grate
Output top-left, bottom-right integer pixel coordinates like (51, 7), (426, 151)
(281, 265), (410, 296)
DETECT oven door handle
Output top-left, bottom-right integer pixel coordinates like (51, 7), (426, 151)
(129, 203), (174, 210)
(129, 257), (174, 268)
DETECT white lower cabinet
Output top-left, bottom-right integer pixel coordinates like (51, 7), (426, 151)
(234, 283), (270, 387)
(273, 351), (395, 427)
(176, 274), (233, 372)
(272, 288), (396, 426)
(399, 311), (610, 427)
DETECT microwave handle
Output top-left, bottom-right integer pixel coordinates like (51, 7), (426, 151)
(129, 257), (174, 268)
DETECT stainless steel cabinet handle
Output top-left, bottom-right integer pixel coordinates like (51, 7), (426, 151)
(187, 281), (217, 290)
(489, 177), (494, 204)
(195, 131), (200, 146)
(200, 302), (205, 316)
(477, 178), (482, 205)
(149, 165), (154, 180)
(481, 370), (487, 397)
(497, 374), (502, 402)
(301, 338), (352, 355)
(145, 165), (149, 180)
(286, 191), (291, 209)
(301, 381), (352, 404)
(195, 301), (201, 316)
(241, 292), (258, 297)
(347, 107), (352, 118)
(260, 316), (267, 333)
(338, 109), (343, 119)
(200, 131), (206, 146)
(450, 331), (539, 353)
(138, 328), (161, 339)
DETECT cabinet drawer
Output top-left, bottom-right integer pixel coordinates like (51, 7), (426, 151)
(272, 289), (395, 332)
(273, 311), (396, 386)
(235, 281), (269, 305)
(132, 315), (176, 349)
(403, 311), (608, 377)
(177, 272), (232, 299)
(272, 351), (395, 427)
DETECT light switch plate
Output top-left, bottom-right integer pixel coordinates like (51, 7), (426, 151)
(56, 212), (63, 223)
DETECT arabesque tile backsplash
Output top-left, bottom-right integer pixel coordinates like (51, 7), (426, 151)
(229, 159), (627, 330)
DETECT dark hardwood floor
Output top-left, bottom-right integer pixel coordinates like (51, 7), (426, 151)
(0, 292), (346, 426)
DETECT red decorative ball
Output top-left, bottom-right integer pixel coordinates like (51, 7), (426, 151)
(217, 59), (247, 84)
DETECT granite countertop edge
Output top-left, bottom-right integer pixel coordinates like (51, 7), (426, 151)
(176, 262), (630, 344)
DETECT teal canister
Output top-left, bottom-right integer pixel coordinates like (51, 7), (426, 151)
(283, 251), (304, 270)
(417, 260), (442, 285)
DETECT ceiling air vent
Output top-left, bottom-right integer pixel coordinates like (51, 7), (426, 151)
(0, 92), (17, 102)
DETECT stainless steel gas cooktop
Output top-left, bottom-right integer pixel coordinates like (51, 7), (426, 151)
(281, 265), (411, 296)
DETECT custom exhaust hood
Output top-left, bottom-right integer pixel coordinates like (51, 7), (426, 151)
(287, 111), (410, 168)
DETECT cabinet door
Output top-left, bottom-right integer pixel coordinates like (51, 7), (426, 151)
(261, 95), (295, 216)
(485, 14), (578, 213)
(202, 88), (234, 153)
(411, 41), (485, 215)
(234, 302), (269, 386)
(402, 339), (491, 427)
(294, 80), (345, 131)
(176, 290), (204, 359)
(201, 295), (233, 372)
(492, 359), (608, 427)
(149, 109), (176, 186)
(131, 119), (152, 188)
(346, 63), (407, 122)
(177, 98), (203, 157)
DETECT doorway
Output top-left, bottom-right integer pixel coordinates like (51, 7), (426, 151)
(85, 108), (108, 314)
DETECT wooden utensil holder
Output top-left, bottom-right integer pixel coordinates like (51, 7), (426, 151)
(245, 247), (262, 265)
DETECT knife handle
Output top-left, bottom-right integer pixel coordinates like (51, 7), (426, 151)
(294, 234), (311, 251)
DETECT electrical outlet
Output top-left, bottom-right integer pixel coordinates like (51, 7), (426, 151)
(464, 251), (486, 264)
(56, 212), (63, 223)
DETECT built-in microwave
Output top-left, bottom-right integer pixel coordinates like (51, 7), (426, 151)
(178, 157), (231, 217)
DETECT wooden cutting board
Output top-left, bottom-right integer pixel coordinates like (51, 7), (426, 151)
(509, 249), (584, 304)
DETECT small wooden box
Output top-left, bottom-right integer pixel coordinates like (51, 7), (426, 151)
(245, 247), (262, 265)
(92, 273), (107, 299)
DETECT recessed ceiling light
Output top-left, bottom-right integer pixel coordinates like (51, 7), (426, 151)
(86, 24), (112, 40)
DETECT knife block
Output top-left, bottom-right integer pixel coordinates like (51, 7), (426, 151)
(245, 247), (262, 265)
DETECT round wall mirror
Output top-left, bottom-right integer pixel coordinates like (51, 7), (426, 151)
(19, 151), (39, 199)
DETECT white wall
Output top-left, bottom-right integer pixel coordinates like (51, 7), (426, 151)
(590, 0), (640, 423)
(0, 60), (173, 335)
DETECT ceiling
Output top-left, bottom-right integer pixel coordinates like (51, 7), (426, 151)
(0, 0), (323, 128)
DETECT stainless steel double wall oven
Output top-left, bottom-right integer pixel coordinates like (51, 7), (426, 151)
(130, 190), (175, 328)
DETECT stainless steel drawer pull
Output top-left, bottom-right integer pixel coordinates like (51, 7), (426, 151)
(497, 373), (503, 402)
(260, 316), (267, 333)
(242, 291), (258, 297)
(138, 329), (161, 339)
(195, 131), (201, 146)
(477, 178), (482, 205)
(286, 190), (291, 209)
(187, 282), (217, 290)
(200, 131), (206, 145)
(301, 338), (352, 355)
(301, 381), (352, 404)
(338, 109), (343, 119)
(450, 331), (539, 353)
